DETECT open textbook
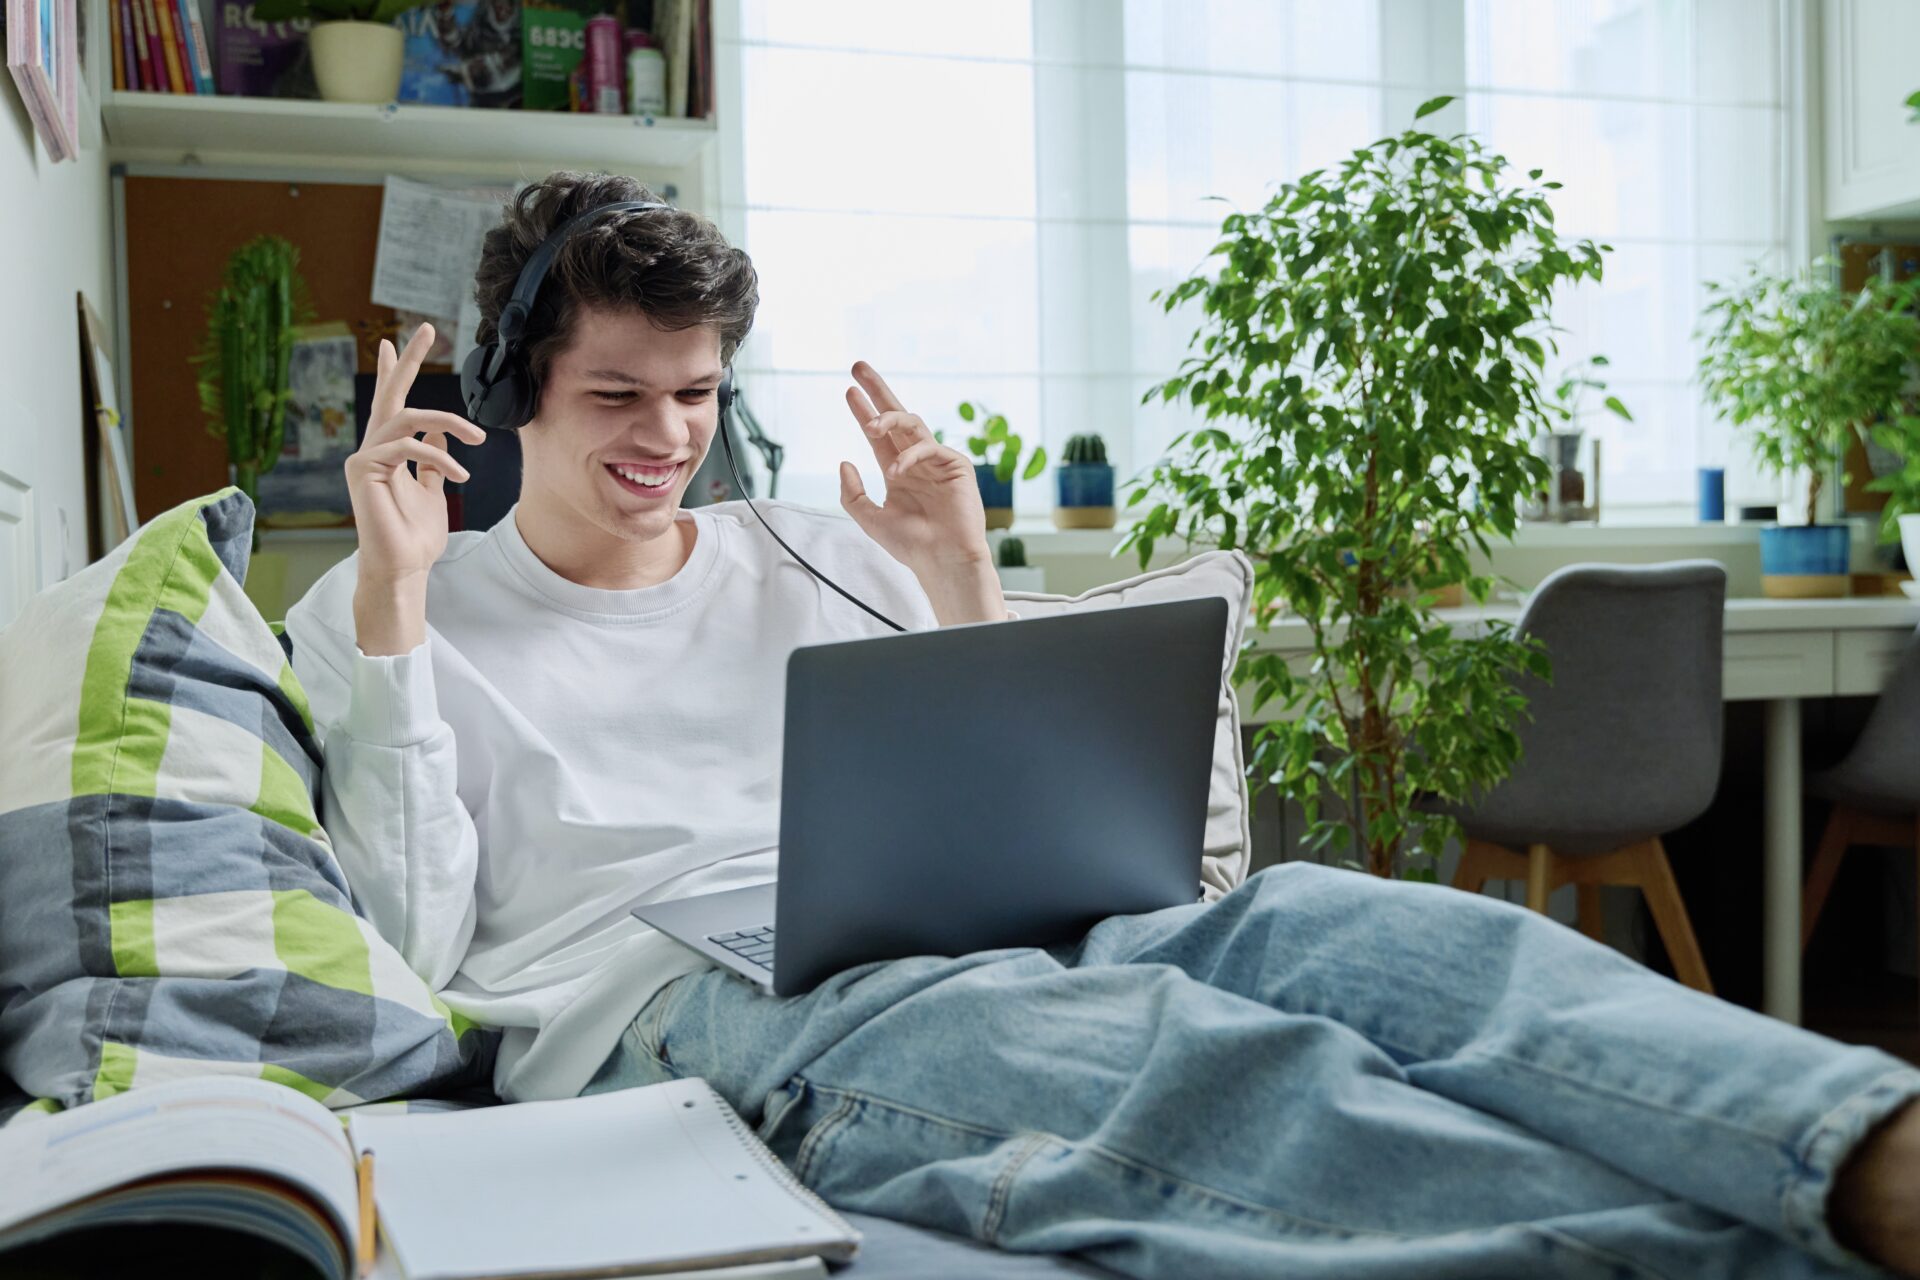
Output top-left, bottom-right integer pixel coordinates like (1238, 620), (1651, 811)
(0, 1075), (858, 1280)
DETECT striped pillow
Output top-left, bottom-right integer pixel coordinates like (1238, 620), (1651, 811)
(0, 489), (493, 1111)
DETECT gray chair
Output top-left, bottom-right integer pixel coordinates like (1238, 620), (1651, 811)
(1447, 561), (1727, 993)
(1801, 625), (1920, 972)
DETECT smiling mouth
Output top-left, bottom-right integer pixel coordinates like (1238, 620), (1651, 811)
(606, 462), (680, 496)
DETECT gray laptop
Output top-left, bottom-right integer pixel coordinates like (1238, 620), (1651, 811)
(631, 597), (1228, 997)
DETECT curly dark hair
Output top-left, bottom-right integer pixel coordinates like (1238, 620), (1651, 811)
(470, 171), (758, 391)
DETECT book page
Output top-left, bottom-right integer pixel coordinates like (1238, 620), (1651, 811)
(348, 1077), (858, 1280)
(0, 1077), (359, 1253)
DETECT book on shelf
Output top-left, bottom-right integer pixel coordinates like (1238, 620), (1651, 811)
(0, 1074), (860, 1280)
(213, 0), (312, 97)
(397, 0), (522, 108)
(181, 0), (216, 92)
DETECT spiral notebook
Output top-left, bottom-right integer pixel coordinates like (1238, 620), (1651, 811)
(347, 1077), (860, 1280)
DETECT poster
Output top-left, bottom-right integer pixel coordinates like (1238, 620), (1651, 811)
(257, 323), (357, 526)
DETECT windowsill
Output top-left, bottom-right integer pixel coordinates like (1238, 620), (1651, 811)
(994, 518), (1882, 555)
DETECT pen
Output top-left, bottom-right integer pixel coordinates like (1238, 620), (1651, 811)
(357, 1147), (377, 1278)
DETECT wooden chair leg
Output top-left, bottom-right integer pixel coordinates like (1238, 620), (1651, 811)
(1525, 843), (1553, 914)
(1635, 838), (1714, 995)
(1452, 840), (1490, 895)
(1576, 885), (1605, 942)
(1802, 808), (1852, 952)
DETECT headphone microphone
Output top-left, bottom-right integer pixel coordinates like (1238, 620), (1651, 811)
(459, 199), (906, 633)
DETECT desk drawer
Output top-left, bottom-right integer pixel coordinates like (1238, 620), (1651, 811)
(1835, 629), (1913, 696)
(1724, 632), (1833, 700)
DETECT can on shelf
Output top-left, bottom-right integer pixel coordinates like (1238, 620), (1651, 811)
(626, 33), (667, 117)
(585, 15), (624, 115)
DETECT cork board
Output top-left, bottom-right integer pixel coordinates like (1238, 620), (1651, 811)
(122, 175), (452, 521)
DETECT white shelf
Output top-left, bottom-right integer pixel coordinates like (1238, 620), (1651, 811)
(101, 91), (717, 177)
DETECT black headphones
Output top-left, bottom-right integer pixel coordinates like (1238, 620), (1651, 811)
(459, 198), (905, 632)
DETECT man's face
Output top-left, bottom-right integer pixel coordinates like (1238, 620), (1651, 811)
(519, 305), (725, 546)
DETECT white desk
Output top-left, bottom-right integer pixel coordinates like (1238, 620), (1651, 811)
(1242, 597), (1920, 1024)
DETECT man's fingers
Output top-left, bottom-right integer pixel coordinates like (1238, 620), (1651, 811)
(851, 360), (905, 414)
(869, 410), (932, 450)
(348, 436), (470, 485)
(420, 430), (449, 493)
(887, 439), (943, 478)
(847, 386), (899, 466)
(364, 406), (484, 450)
(839, 461), (882, 528)
(370, 324), (437, 441)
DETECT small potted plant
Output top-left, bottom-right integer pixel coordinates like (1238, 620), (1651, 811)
(190, 234), (316, 617)
(993, 535), (1046, 593)
(954, 400), (1045, 530)
(1698, 261), (1920, 598)
(250, 0), (435, 103)
(1864, 409), (1920, 589)
(1053, 433), (1116, 529)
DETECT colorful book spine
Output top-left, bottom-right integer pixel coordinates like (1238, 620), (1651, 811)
(131, 0), (157, 91)
(121, 0), (142, 88)
(152, 0), (186, 92)
(170, 0), (199, 91)
(181, 0), (216, 93)
(140, 0), (171, 91)
(110, 0), (125, 90)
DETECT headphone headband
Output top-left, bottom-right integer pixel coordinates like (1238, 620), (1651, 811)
(485, 199), (672, 383)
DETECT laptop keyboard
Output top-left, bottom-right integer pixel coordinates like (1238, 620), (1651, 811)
(708, 924), (775, 970)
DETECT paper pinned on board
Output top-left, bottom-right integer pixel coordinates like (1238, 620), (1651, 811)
(371, 176), (513, 325)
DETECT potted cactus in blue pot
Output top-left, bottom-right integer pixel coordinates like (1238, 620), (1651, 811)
(955, 400), (1046, 530)
(1053, 433), (1116, 529)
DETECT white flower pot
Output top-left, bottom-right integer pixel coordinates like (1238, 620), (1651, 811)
(1901, 513), (1920, 581)
(310, 21), (404, 104)
(995, 565), (1046, 594)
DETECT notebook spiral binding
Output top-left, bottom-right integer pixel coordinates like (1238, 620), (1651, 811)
(701, 1080), (860, 1245)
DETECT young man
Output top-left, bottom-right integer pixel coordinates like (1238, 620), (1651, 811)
(286, 172), (1920, 1279)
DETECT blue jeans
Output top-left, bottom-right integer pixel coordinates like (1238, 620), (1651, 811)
(582, 862), (1920, 1279)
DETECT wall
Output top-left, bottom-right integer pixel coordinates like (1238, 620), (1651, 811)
(0, 84), (115, 601)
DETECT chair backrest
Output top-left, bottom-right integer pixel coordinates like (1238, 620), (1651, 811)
(1823, 624), (1920, 813)
(1462, 560), (1727, 853)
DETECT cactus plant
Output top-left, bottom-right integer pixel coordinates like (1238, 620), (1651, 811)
(1062, 434), (1108, 466)
(190, 235), (316, 548)
(996, 536), (1027, 568)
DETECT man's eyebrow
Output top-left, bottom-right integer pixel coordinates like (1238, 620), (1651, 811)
(581, 368), (724, 386)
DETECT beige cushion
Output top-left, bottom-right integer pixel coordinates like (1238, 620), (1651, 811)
(1003, 549), (1256, 901)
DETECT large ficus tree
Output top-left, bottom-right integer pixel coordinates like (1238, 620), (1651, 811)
(1120, 98), (1609, 880)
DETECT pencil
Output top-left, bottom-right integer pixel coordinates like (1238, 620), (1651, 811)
(357, 1147), (377, 1278)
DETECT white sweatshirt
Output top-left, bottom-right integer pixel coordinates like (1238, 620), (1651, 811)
(283, 500), (948, 1103)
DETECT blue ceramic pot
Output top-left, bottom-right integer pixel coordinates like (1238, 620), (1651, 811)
(1758, 525), (1850, 597)
(975, 463), (1014, 529)
(1055, 463), (1114, 508)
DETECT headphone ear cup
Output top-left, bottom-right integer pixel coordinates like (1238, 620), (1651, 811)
(462, 342), (537, 431)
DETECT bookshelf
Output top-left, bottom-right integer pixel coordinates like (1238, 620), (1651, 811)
(102, 91), (719, 183)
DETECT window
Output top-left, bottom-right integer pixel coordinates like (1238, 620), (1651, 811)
(721, 0), (1792, 519)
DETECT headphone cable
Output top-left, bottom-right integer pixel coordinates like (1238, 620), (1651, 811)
(714, 392), (908, 634)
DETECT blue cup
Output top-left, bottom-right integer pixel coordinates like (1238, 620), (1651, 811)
(1697, 467), (1726, 523)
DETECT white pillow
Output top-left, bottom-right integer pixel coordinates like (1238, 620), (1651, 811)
(1003, 549), (1256, 901)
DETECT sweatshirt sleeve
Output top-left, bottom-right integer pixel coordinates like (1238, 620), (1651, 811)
(285, 578), (479, 993)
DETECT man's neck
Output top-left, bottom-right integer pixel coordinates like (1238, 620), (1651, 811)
(511, 499), (694, 591)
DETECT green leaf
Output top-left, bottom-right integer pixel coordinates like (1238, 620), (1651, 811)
(957, 402), (976, 423)
(1414, 95), (1453, 121)
(1602, 395), (1633, 422)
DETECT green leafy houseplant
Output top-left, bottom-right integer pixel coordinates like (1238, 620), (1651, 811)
(954, 401), (1047, 484)
(1697, 261), (1920, 533)
(1123, 96), (1610, 880)
(190, 235), (317, 549)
